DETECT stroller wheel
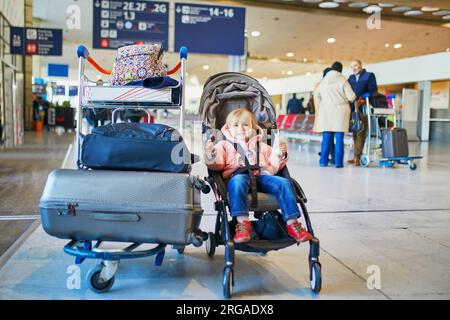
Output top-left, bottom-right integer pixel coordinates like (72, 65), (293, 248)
(310, 262), (322, 294)
(206, 232), (216, 258)
(223, 267), (234, 299)
(87, 263), (115, 293)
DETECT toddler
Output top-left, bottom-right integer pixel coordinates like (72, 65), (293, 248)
(205, 108), (313, 243)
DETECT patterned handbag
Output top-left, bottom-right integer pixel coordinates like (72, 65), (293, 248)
(109, 44), (167, 86)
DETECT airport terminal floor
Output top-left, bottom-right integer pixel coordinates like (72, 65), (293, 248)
(0, 121), (449, 300)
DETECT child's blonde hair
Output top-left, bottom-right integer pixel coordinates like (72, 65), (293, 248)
(226, 108), (258, 129)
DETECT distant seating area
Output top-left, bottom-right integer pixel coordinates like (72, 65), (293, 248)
(277, 114), (354, 145)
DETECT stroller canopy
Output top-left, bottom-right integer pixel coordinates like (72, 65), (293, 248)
(199, 72), (277, 130)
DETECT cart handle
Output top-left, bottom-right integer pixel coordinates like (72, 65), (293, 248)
(77, 45), (188, 76)
(361, 92), (396, 102)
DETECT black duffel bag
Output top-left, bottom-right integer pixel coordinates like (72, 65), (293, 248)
(369, 92), (389, 108)
(79, 123), (192, 173)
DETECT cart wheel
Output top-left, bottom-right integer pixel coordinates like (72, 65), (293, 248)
(360, 156), (370, 168)
(310, 262), (322, 294)
(223, 267), (234, 299)
(87, 263), (115, 293)
(409, 162), (417, 171)
(191, 233), (203, 247)
(206, 232), (216, 258)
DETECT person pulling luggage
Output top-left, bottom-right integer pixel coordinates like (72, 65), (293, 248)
(347, 59), (378, 166)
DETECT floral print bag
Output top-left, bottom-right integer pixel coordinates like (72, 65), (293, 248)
(109, 44), (167, 86)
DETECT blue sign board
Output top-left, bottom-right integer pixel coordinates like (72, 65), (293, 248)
(48, 64), (69, 77)
(10, 27), (62, 56)
(53, 86), (66, 96)
(69, 86), (78, 97)
(174, 3), (245, 55)
(93, 0), (169, 50)
(33, 84), (47, 96)
(33, 78), (46, 85)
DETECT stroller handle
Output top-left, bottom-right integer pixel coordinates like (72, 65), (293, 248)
(76, 45), (188, 76)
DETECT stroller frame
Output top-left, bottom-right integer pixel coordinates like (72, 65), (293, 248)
(203, 135), (322, 298)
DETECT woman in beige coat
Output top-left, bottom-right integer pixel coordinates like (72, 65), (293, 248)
(314, 62), (356, 168)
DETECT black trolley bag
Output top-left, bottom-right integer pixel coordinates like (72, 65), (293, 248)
(79, 122), (191, 173)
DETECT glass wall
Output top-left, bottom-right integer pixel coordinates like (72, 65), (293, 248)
(0, 12), (24, 147)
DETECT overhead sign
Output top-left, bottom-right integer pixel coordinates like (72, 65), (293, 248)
(69, 86), (78, 97)
(10, 27), (63, 56)
(53, 86), (66, 96)
(93, 0), (169, 50)
(32, 84), (47, 96)
(174, 3), (246, 56)
(48, 64), (69, 77)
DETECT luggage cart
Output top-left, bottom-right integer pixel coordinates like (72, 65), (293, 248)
(359, 93), (422, 170)
(62, 45), (210, 293)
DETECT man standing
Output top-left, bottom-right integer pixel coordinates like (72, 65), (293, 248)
(347, 60), (378, 166)
(286, 93), (305, 115)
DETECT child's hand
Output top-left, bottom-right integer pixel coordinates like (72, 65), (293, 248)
(205, 139), (216, 156)
(279, 141), (288, 157)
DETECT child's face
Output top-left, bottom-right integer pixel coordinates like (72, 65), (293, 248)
(228, 115), (254, 141)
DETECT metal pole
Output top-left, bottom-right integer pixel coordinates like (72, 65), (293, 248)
(365, 97), (371, 158)
(75, 57), (84, 168)
(180, 57), (186, 136)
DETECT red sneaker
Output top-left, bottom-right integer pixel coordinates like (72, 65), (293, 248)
(287, 221), (313, 243)
(234, 220), (252, 243)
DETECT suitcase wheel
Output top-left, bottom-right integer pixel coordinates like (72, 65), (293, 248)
(87, 263), (116, 293)
(173, 245), (185, 254)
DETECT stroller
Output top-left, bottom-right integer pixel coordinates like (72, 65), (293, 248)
(199, 73), (322, 298)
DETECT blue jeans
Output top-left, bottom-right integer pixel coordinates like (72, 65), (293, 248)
(321, 132), (344, 167)
(227, 174), (301, 222)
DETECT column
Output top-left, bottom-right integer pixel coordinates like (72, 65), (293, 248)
(417, 80), (431, 141)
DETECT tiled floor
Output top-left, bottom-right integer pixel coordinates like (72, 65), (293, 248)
(0, 129), (449, 300)
(0, 132), (74, 256)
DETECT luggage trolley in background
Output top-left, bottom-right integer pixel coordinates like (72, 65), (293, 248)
(359, 93), (422, 170)
(52, 45), (211, 293)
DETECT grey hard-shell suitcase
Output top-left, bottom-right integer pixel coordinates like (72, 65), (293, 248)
(39, 169), (203, 245)
(381, 128), (409, 158)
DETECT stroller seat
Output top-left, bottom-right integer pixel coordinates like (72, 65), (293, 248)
(199, 72), (321, 298)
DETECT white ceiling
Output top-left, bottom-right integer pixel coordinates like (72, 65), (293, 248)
(32, 0), (450, 83)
